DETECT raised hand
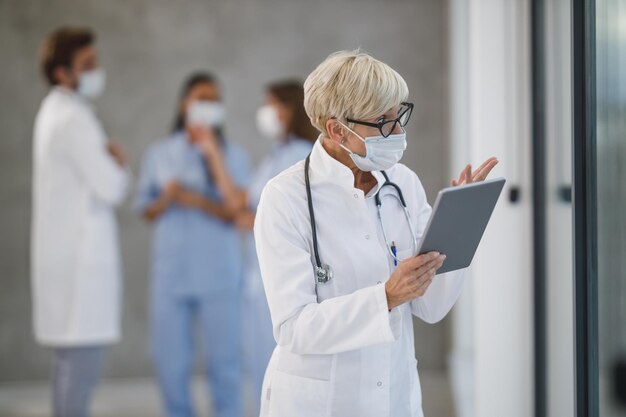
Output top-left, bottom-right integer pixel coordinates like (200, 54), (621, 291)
(187, 125), (220, 158)
(107, 140), (127, 167)
(451, 157), (499, 186)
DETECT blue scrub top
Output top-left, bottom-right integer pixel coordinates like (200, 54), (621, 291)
(243, 135), (313, 294)
(135, 131), (250, 297)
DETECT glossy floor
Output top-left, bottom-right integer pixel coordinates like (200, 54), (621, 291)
(0, 370), (455, 417)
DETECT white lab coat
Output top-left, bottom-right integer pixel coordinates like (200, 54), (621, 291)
(31, 87), (129, 346)
(254, 138), (466, 417)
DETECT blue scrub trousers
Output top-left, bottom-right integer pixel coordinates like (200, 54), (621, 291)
(151, 292), (242, 417)
(242, 288), (275, 414)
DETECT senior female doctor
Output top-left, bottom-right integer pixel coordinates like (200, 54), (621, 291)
(253, 50), (498, 417)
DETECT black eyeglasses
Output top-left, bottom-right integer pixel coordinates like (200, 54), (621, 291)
(346, 102), (414, 138)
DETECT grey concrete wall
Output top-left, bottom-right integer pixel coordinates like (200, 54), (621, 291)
(0, 0), (451, 381)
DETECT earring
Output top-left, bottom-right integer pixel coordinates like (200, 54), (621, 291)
(341, 138), (346, 144)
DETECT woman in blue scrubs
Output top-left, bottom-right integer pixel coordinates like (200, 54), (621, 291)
(135, 72), (249, 417)
(189, 80), (317, 415)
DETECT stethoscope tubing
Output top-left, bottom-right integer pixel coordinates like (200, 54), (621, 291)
(376, 186), (418, 262)
(305, 154), (418, 284)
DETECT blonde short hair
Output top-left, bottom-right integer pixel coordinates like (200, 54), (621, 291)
(303, 50), (409, 135)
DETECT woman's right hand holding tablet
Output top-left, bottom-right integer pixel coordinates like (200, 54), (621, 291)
(384, 251), (446, 310)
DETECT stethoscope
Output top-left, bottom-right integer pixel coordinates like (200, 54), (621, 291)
(305, 154), (418, 284)
(375, 170), (419, 263)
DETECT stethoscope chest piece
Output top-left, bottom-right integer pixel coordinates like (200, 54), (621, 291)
(315, 264), (333, 284)
(306, 153), (334, 285)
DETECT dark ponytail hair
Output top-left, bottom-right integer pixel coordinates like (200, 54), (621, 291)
(267, 80), (318, 143)
(171, 71), (219, 133)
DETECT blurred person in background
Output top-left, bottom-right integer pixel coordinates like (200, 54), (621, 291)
(190, 80), (317, 414)
(31, 26), (130, 417)
(134, 72), (249, 417)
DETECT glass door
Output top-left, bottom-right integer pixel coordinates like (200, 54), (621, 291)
(571, 0), (626, 415)
(535, 1), (576, 416)
(535, 0), (626, 415)
(595, 0), (626, 415)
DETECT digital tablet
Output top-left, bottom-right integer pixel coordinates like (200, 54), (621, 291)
(417, 177), (506, 274)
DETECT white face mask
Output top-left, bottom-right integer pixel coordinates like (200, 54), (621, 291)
(256, 105), (285, 143)
(187, 100), (226, 128)
(338, 120), (407, 171)
(77, 68), (106, 100)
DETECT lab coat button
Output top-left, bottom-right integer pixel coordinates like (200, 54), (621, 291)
(365, 234), (370, 240)
(354, 193), (359, 199)
(377, 381), (383, 387)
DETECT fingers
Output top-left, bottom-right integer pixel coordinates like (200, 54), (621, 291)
(412, 263), (440, 294)
(163, 180), (183, 199)
(471, 157), (496, 177)
(452, 163), (471, 187)
(186, 125), (200, 139)
(392, 251), (447, 303)
(472, 157), (499, 182)
(454, 158), (499, 186)
(415, 254), (445, 278)
(187, 125), (213, 144)
(403, 252), (445, 285)
(107, 142), (127, 166)
(454, 164), (471, 186)
(479, 159), (498, 180)
(414, 273), (434, 293)
(463, 164), (472, 184)
(404, 251), (440, 270)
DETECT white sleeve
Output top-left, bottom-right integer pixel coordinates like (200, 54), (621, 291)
(254, 183), (402, 355)
(410, 268), (466, 324)
(61, 111), (129, 206)
(408, 172), (467, 323)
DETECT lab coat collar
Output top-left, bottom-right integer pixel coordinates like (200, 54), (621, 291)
(309, 135), (386, 196)
(52, 85), (94, 110)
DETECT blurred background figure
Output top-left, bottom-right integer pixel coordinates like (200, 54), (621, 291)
(134, 72), (249, 417)
(31, 26), (129, 417)
(191, 79), (317, 415)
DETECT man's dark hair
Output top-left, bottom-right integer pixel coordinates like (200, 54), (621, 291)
(40, 26), (95, 86)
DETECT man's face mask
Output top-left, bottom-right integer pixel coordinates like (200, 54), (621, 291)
(77, 68), (106, 100)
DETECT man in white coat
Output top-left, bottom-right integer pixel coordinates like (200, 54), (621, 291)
(31, 27), (129, 417)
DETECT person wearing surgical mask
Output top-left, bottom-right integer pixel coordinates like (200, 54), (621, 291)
(191, 80), (317, 415)
(134, 72), (249, 417)
(31, 27), (129, 417)
(251, 51), (498, 417)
